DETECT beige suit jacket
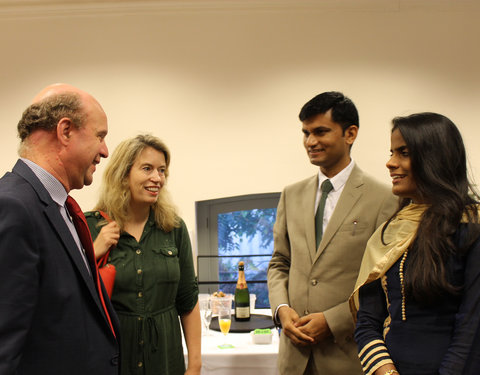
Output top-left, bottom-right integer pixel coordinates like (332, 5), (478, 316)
(268, 165), (397, 375)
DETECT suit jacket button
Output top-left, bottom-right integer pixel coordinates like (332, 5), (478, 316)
(110, 355), (119, 365)
(311, 279), (317, 286)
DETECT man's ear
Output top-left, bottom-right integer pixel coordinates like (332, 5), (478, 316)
(56, 117), (73, 146)
(344, 125), (358, 146)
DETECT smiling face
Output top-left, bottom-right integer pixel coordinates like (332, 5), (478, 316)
(387, 128), (422, 203)
(128, 146), (167, 207)
(302, 110), (357, 177)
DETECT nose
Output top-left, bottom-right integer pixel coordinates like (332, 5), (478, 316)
(150, 170), (164, 182)
(100, 140), (109, 158)
(386, 154), (397, 170)
(306, 134), (318, 147)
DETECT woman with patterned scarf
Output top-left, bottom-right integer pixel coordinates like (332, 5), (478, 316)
(350, 112), (480, 375)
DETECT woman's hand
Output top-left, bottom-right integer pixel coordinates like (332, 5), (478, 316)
(184, 366), (201, 375)
(374, 364), (399, 375)
(93, 221), (120, 260)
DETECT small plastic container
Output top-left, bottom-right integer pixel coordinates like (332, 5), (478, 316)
(250, 328), (273, 344)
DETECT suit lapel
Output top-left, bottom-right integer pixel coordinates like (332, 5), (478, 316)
(315, 165), (364, 261)
(301, 176), (318, 263)
(43, 204), (101, 301)
(12, 160), (108, 324)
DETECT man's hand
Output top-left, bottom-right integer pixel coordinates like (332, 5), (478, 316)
(278, 306), (315, 346)
(295, 312), (332, 344)
(93, 221), (120, 260)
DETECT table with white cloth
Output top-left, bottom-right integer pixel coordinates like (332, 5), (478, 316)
(184, 309), (280, 375)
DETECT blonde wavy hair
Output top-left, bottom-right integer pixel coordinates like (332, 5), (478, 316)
(94, 134), (179, 232)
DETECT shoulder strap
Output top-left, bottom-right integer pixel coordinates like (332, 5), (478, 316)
(98, 210), (112, 223)
(97, 211), (114, 267)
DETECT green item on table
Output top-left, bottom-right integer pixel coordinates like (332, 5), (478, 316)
(253, 328), (271, 335)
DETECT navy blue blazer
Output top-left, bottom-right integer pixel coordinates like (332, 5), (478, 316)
(0, 160), (120, 374)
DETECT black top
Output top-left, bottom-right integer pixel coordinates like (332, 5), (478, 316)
(355, 224), (480, 375)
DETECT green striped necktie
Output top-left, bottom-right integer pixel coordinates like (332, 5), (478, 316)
(315, 179), (333, 249)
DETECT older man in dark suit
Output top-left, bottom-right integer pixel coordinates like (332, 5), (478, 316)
(0, 84), (120, 374)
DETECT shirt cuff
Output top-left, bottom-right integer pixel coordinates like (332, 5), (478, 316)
(273, 303), (289, 326)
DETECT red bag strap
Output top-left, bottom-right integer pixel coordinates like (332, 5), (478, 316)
(98, 210), (112, 222)
(97, 211), (114, 267)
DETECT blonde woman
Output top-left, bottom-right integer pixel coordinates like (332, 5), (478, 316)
(85, 134), (201, 375)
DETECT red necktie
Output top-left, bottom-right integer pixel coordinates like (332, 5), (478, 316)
(66, 195), (116, 337)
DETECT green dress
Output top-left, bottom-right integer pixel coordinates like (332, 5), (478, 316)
(85, 210), (198, 375)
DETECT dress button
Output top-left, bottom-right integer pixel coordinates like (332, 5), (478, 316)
(304, 310), (309, 315)
(139, 340), (144, 346)
(138, 362), (143, 367)
(311, 279), (317, 286)
(138, 317), (143, 321)
(137, 269), (142, 275)
(138, 292), (143, 298)
(136, 249), (141, 255)
(168, 250), (173, 255)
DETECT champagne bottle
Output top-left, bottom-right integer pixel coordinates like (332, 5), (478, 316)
(234, 261), (251, 321)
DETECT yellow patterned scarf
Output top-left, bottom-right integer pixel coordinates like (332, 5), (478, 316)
(349, 203), (429, 320)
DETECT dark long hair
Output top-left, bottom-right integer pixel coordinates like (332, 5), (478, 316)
(383, 112), (479, 302)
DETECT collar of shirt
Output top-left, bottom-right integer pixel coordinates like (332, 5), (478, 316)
(21, 158), (92, 274)
(20, 158), (68, 206)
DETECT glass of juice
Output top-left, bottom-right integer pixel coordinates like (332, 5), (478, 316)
(217, 307), (233, 349)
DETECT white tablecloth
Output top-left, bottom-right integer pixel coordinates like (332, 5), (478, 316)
(184, 309), (280, 375)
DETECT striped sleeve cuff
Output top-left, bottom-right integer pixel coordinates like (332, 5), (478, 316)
(358, 339), (393, 375)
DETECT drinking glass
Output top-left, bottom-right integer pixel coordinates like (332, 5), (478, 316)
(217, 307), (233, 349)
(199, 297), (212, 336)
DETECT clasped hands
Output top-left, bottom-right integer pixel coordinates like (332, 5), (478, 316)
(278, 306), (332, 346)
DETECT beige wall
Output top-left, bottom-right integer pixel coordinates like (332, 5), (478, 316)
(1, 2), (479, 246)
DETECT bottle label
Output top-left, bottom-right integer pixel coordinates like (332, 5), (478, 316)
(236, 306), (250, 318)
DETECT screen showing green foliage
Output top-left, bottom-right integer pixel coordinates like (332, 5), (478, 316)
(216, 208), (276, 308)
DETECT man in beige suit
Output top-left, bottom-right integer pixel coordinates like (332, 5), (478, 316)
(268, 91), (397, 374)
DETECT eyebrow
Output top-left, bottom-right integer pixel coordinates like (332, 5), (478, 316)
(97, 130), (108, 138)
(302, 126), (330, 133)
(141, 163), (166, 168)
(391, 145), (408, 152)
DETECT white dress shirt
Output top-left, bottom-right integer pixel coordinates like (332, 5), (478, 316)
(315, 159), (355, 233)
(274, 160), (355, 323)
